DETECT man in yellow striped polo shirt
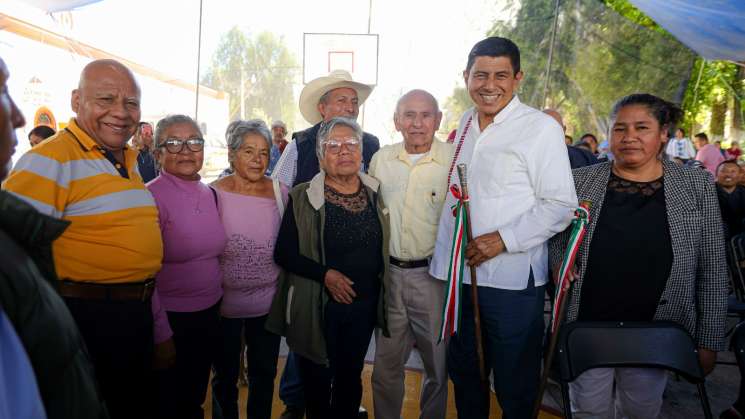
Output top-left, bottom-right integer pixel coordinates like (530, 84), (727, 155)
(3, 59), (164, 419)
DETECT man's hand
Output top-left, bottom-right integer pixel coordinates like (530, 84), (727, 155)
(465, 231), (505, 267)
(324, 269), (356, 304)
(153, 338), (176, 370)
(698, 348), (717, 376)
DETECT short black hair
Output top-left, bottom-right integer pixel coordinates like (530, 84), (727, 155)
(466, 37), (521, 75)
(28, 125), (55, 140)
(610, 93), (682, 130)
(580, 133), (597, 144)
(695, 132), (709, 142)
(576, 142), (593, 152)
(717, 159), (739, 174)
(676, 127), (685, 136)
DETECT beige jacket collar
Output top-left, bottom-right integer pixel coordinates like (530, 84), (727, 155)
(306, 171), (380, 210)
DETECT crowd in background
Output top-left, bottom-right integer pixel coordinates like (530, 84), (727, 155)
(0, 34), (743, 419)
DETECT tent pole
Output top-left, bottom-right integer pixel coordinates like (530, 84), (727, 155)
(541, 0), (561, 108)
(690, 59), (706, 136)
(195, 0), (204, 120)
(361, 0), (373, 130)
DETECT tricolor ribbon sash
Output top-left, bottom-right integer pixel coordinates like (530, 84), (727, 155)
(438, 185), (468, 342)
(551, 201), (591, 333)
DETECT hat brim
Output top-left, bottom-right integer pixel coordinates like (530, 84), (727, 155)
(299, 78), (373, 125)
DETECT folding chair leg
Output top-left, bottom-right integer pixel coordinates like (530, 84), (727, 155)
(697, 383), (713, 419)
(560, 381), (573, 419)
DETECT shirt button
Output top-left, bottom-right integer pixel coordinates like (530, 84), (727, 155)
(115, 163), (122, 169)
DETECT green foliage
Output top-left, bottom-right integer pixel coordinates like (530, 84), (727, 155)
(604, 0), (744, 139)
(441, 86), (471, 134)
(680, 59), (742, 137)
(602, 0), (663, 33)
(202, 27), (299, 127)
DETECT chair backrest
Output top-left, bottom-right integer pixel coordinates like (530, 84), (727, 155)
(557, 321), (704, 384)
(729, 234), (745, 301)
(733, 320), (745, 367)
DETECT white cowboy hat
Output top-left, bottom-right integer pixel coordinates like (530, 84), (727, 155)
(299, 70), (373, 125)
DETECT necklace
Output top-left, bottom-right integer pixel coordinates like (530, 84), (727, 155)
(447, 115), (473, 187)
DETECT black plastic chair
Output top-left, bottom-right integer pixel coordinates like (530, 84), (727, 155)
(728, 234), (745, 319)
(556, 321), (712, 419)
(733, 320), (745, 379)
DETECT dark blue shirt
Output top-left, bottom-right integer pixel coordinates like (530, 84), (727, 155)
(567, 145), (598, 169)
(137, 149), (158, 183)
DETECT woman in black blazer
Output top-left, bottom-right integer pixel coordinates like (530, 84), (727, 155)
(549, 93), (727, 418)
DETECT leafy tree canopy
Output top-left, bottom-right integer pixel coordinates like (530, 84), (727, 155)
(202, 27), (299, 135)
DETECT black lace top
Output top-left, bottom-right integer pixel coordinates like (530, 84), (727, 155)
(578, 172), (673, 322)
(323, 184), (383, 300)
(273, 182), (383, 301)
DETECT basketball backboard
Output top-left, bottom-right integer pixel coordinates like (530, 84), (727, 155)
(303, 33), (379, 85)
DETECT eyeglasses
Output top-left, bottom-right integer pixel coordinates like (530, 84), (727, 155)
(159, 138), (205, 154)
(323, 138), (360, 155)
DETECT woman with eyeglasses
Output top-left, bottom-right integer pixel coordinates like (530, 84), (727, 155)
(266, 117), (390, 419)
(209, 119), (288, 419)
(147, 114), (228, 419)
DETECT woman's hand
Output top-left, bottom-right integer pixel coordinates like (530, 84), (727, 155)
(698, 348), (717, 376)
(324, 269), (356, 304)
(153, 338), (176, 370)
(552, 265), (579, 291)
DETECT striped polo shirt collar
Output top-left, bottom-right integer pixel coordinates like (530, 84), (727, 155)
(65, 118), (138, 177)
(65, 119), (97, 151)
(66, 118), (134, 154)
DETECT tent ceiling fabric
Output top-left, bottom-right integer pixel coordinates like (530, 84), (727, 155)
(21, 0), (102, 13)
(629, 0), (745, 61)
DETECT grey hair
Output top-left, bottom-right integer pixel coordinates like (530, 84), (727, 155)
(227, 119), (272, 151)
(316, 117), (363, 160)
(271, 120), (287, 130)
(154, 114), (202, 147)
(318, 90), (332, 105)
(225, 120), (245, 142)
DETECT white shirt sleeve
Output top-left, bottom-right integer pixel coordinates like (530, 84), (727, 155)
(498, 121), (577, 253)
(686, 139), (697, 160)
(271, 140), (297, 187)
(666, 139), (676, 158)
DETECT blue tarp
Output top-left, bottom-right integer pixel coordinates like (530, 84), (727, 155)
(630, 0), (745, 61)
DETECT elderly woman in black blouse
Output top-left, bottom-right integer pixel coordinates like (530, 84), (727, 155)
(267, 117), (389, 419)
(549, 93), (727, 418)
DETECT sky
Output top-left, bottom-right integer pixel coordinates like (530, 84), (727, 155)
(4, 0), (507, 145)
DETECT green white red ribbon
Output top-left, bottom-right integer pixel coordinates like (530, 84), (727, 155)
(551, 201), (591, 333)
(438, 184), (468, 342)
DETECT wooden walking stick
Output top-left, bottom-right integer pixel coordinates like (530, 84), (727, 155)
(531, 201), (591, 419)
(456, 164), (490, 400)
